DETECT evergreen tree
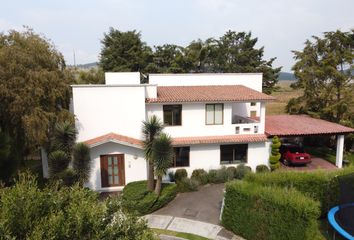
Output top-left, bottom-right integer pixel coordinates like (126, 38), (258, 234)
(269, 136), (281, 170)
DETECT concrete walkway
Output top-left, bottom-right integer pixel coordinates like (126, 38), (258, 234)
(145, 214), (244, 240)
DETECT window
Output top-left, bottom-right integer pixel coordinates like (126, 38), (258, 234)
(250, 102), (256, 106)
(220, 144), (248, 164)
(235, 126), (240, 134)
(100, 154), (125, 187)
(163, 105), (182, 126)
(250, 111), (257, 118)
(172, 147), (190, 167)
(206, 104), (223, 125)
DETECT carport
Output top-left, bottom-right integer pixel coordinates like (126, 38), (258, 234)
(265, 115), (354, 168)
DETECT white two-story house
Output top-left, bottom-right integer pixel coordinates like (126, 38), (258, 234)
(68, 72), (275, 191)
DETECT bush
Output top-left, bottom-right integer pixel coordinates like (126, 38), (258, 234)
(226, 167), (237, 179)
(191, 169), (208, 185)
(122, 180), (177, 215)
(222, 181), (320, 240)
(207, 168), (232, 183)
(177, 178), (199, 192)
(244, 167), (354, 216)
(55, 168), (78, 186)
(0, 172), (155, 239)
(256, 165), (270, 173)
(234, 164), (251, 179)
(174, 169), (188, 182)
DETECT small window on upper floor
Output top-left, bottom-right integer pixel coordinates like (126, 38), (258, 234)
(163, 105), (182, 126)
(206, 103), (223, 125)
(250, 102), (257, 106)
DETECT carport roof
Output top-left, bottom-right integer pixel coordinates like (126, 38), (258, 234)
(265, 115), (354, 137)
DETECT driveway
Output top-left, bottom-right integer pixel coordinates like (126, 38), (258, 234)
(152, 183), (224, 225)
(281, 157), (338, 171)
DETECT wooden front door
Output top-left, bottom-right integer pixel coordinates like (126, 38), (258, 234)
(100, 154), (125, 187)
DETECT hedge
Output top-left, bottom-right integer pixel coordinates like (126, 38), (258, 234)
(222, 181), (321, 240)
(122, 180), (177, 215)
(244, 167), (354, 216)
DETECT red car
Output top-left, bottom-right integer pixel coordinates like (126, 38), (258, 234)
(279, 144), (311, 166)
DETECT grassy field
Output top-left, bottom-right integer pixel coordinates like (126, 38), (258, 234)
(266, 80), (302, 115)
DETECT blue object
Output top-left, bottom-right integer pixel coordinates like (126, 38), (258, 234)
(328, 203), (354, 240)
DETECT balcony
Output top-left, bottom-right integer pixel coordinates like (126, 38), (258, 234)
(232, 115), (260, 134)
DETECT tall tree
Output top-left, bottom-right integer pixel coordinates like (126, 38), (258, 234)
(99, 28), (152, 72)
(152, 133), (173, 195)
(287, 30), (354, 123)
(150, 44), (188, 73)
(0, 28), (73, 163)
(142, 115), (164, 191)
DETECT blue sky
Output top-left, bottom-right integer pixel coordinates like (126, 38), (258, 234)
(1, 0), (353, 71)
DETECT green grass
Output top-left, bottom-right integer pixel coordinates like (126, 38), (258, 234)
(152, 228), (209, 240)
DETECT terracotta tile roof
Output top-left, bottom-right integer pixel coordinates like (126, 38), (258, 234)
(146, 85), (275, 103)
(265, 115), (354, 137)
(172, 134), (268, 146)
(84, 133), (142, 148)
(84, 132), (267, 148)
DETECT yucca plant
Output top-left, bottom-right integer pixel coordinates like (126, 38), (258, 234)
(52, 121), (77, 156)
(73, 142), (91, 185)
(142, 115), (164, 191)
(48, 150), (70, 177)
(152, 133), (173, 195)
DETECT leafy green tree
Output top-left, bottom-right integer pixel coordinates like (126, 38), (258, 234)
(269, 136), (281, 170)
(151, 44), (188, 73)
(100, 28), (152, 72)
(0, 28), (73, 162)
(287, 30), (354, 124)
(142, 116), (164, 191)
(73, 142), (91, 185)
(152, 133), (173, 195)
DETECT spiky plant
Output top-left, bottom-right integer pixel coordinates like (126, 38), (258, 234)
(52, 121), (77, 156)
(152, 133), (173, 195)
(48, 150), (70, 177)
(73, 142), (91, 185)
(142, 115), (164, 191)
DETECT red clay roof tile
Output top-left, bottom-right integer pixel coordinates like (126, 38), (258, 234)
(146, 85), (275, 103)
(265, 115), (354, 137)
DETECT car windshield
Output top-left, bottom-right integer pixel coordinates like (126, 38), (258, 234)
(288, 147), (304, 153)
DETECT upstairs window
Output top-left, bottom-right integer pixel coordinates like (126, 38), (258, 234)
(163, 105), (182, 126)
(206, 104), (223, 125)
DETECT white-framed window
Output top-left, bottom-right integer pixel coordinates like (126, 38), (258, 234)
(206, 103), (223, 125)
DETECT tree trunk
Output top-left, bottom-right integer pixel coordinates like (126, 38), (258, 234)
(147, 160), (155, 191)
(155, 176), (162, 196)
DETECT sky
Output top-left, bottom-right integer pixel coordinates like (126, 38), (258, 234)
(1, 0), (353, 72)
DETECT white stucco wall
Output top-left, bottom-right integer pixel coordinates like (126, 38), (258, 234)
(105, 72), (140, 85)
(166, 142), (270, 179)
(86, 142), (147, 192)
(146, 102), (263, 137)
(149, 73), (263, 92)
(72, 85), (147, 142)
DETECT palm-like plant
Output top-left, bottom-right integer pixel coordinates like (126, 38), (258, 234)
(142, 115), (164, 191)
(52, 121), (77, 155)
(73, 142), (91, 185)
(48, 150), (70, 176)
(152, 133), (173, 195)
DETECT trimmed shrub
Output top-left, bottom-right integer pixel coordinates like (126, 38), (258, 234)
(226, 166), (237, 179)
(207, 168), (232, 183)
(174, 169), (188, 182)
(177, 178), (199, 192)
(269, 136), (281, 170)
(234, 164), (251, 179)
(122, 180), (177, 215)
(244, 167), (354, 216)
(222, 181), (320, 240)
(191, 169), (208, 185)
(256, 165), (270, 173)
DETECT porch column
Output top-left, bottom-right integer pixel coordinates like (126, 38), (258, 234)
(259, 102), (266, 133)
(335, 135), (344, 168)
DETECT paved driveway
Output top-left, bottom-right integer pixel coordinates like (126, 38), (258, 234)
(281, 157), (338, 171)
(153, 183), (225, 225)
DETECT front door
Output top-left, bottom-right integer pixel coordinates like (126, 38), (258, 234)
(100, 154), (125, 187)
